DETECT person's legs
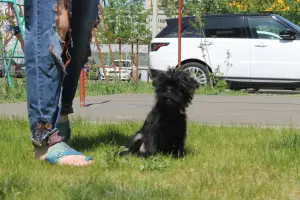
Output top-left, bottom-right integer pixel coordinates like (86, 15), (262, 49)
(11, 26), (24, 51)
(59, 0), (99, 139)
(24, 0), (94, 166)
(15, 32), (24, 51)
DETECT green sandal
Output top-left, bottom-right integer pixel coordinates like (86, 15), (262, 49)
(45, 142), (93, 164)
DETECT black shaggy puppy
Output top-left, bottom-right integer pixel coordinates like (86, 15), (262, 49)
(120, 68), (199, 158)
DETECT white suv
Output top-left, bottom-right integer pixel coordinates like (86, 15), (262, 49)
(101, 60), (141, 81)
(149, 13), (300, 90)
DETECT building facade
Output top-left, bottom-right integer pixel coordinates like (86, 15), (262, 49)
(145, 0), (168, 37)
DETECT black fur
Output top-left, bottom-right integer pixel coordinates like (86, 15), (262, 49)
(119, 68), (199, 158)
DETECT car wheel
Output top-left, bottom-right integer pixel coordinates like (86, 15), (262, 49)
(181, 62), (210, 86)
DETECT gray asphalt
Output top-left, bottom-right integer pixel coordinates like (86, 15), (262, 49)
(1, 93), (300, 127)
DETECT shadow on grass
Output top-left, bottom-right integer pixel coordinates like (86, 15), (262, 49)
(71, 132), (196, 158)
(70, 128), (130, 151)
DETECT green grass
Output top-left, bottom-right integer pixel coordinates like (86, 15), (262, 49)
(1, 118), (300, 199)
(0, 78), (247, 104)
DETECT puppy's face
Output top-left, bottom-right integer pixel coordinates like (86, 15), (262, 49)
(153, 68), (199, 109)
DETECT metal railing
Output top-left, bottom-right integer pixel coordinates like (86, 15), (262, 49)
(0, 0), (25, 87)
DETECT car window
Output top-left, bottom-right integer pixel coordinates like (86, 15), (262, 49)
(257, 31), (281, 39)
(155, 19), (178, 38)
(276, 15), (300, 33)
(182, 23), (201, 38)
(123, 61), (130, 68)
(114, 61), (120, 66)
(204, 17), (244, 38)
(114, 61), (131, 68)
(182, 18), (203, 38)
(155, 17), (202, 38)
(247, 16), (288, 40)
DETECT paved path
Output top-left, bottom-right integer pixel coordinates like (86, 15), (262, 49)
(1, 94), (300, 127)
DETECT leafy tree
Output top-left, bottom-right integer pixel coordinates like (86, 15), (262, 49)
(158, 0), (232, 17)
(158, 0), (300, 25)
(96, 0), (151, 44)
(232, 0), (300, 25)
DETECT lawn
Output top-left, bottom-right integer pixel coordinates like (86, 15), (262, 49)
(0, 78), (247, 104)
(1, 118), (300, 199)
(0, 79), (155, 104)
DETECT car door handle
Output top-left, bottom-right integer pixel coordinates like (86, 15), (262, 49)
(254, 44), (267, 47)
(199, 41), (213, 46)
(205, 41), (213, 45)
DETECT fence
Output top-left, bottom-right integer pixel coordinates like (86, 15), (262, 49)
(87, 43), (150, 82)
(0, 0), (25, 87)
(0, 1), (176, 107)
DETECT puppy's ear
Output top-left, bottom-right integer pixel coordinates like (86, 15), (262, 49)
(152, 70), (165, 88)
(152, 77), (158, 87)
(180, 70), (200, 91)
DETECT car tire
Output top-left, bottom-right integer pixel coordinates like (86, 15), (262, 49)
(181, 62), (211, 86)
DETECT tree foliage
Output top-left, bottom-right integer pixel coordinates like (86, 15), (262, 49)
(159, 0), (300, 25)
(96, 0), (151, 44)
(158, 0), (232, 17)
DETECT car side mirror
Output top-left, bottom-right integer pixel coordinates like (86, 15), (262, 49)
(279, 29), (297, 40)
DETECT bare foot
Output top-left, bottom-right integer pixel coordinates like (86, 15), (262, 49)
(34, 145), (94, 166)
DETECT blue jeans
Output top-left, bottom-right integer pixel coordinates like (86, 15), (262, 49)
(24, 0), (98, 146)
